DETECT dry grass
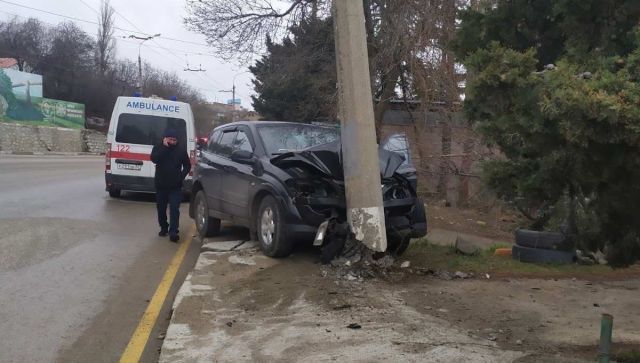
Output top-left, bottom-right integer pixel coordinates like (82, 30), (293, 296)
(403, 239), (640, 280)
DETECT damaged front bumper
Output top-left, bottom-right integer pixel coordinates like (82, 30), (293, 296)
(290, 194), (427, 245)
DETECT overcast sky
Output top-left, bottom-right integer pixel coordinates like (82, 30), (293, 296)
(0, 0), (256, 108)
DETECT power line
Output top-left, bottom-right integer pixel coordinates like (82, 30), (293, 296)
(0, 0), (211, 47)
(82, 0), (225, 90)
(0, 2), (231, 101)
(78, 0), (99, 15)
(0, 10), (218, 97)
(0, 9), (218, 59)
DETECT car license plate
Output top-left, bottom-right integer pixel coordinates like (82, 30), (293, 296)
(117, 163), (141, 171)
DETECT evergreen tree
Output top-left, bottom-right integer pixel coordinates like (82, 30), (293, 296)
(455, 1), (640, 266)
(250, 18), (337, 122)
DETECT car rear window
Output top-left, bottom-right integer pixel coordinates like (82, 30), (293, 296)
(115, 113), (187, 146)
(257, 124), (339, 155)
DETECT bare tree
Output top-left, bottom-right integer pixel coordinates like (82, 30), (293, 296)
(184, 0), (330, 63)
(96, 0), (116, 76)
(0, 17), (46, 72)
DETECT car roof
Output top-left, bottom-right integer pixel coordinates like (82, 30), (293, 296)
(218, 121), (324, 129)
(216, 121), (344, 129)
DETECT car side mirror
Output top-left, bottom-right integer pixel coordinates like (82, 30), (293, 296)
(230, 149), (255, 164)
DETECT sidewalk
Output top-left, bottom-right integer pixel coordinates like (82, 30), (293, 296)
(158, 238), (529, 363)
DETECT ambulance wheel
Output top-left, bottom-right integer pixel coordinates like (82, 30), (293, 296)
(109, 188), (121, 198)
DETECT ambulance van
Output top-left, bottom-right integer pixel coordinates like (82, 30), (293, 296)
(105, 96), (196, 197)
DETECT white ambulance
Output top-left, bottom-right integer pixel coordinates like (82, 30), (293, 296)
(105, 96), (197, 197)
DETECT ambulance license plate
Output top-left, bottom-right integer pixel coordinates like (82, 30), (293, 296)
(117, 163), (141, 171)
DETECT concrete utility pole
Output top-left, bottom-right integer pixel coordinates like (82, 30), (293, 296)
(333, 0), (387, 252)
(124, 34), (160, 95)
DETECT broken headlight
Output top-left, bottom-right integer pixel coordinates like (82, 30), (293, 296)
(382, 178), (412, 200)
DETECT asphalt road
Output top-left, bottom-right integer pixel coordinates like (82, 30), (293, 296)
(0, 155), (216, 363)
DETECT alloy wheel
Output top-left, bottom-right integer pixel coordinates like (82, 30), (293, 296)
(260, 207), (275, 246)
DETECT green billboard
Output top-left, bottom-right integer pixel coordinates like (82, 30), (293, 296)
(40, 98), (85, 129)
(0, 67), (85, 129)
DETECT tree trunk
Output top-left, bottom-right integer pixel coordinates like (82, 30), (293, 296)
(373, 64), (400, 141)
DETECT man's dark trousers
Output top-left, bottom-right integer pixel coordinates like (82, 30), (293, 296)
(156, 188), (182, 234)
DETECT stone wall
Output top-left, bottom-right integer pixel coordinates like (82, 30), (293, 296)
(82, 129), (107, 154)
(0, 122), (106, 154)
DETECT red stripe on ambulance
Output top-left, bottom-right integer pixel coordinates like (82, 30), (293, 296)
(110, 151), (151, 161)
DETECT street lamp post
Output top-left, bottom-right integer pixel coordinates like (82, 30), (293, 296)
(123, 33), (161, 95)
(219, 71), (250, 122)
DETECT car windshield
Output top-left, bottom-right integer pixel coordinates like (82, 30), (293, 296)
(257, 124), (339, 156)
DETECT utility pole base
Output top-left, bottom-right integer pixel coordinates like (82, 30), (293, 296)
(348, 206), (387, 252)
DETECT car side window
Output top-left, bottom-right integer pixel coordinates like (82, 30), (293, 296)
(234, 130), (253, 153)
(207, 130), (222, 152)
(216, 130), (238, 157)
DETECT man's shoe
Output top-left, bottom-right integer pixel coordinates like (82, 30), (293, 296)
(159, 229), (168, 237)
(169, 234), (179, 243)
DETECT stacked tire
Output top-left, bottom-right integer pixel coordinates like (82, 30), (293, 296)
(512, 229), (576, 264)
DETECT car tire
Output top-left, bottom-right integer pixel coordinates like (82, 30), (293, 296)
(515, 229), (568, 250)
(256, 195), (293, 257)
(409, 200), (428, 238)
(387, 234), (411, 256)
(194, 190), (220, 238)
(108, 188), (121, 198)
(512, 244), (576, 264)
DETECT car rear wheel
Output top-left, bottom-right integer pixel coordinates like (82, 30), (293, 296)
(195, 190), (220, 238)
(108, 188), (121, 198)
(256, 195), (293, 257)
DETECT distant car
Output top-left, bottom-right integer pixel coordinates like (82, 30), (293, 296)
(196, 135), (208, 146)
(190, 121), (427, 257)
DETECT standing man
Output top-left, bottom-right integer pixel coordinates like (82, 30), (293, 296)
(151, 128), (191, 242)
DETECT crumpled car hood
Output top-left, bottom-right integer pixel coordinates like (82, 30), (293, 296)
(270, 141), (406, 179)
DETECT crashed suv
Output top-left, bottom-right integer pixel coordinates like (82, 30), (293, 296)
(190, 121), (427, 257)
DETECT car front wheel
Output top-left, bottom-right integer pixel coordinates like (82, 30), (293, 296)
(387, 234), (411, 256)
(194, 190), (220, 238)
(256, 195), (293, 257)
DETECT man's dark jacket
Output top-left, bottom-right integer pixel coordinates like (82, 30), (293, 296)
(150, 144), (191, 190)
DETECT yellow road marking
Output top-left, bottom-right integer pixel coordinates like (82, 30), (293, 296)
(119, 225), (196, 363)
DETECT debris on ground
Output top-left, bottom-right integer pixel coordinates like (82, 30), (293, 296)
(576, 249), (608, 266)
(591, 250), (607, 265)
(576, 250), (596, 265)
(454, 271), (472, 279)
(347, 323), (362, 329)
(400, 261), (410, 268)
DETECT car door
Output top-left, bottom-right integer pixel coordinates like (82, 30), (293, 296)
(198, 129), (229, 214)
(220, 126), (257, 223)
